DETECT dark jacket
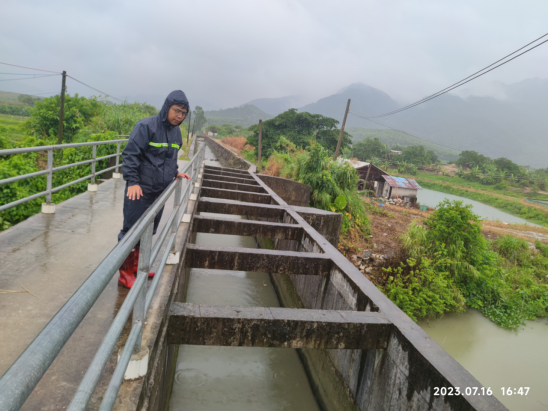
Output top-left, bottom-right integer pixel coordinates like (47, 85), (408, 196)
(122, 90), (189, 194)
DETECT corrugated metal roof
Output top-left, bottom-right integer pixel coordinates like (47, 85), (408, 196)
(339, 158), (370, 168)
(381, 175), (422, 190)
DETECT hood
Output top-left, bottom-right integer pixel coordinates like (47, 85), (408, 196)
(159, 90), (189, 126)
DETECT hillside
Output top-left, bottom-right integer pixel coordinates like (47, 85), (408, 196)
(346, 127), (458, 161)
(205, 104), (273, 128)
(287, 80), (547, 168)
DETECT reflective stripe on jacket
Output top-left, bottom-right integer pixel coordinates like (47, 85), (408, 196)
(122, 90), (188, 193)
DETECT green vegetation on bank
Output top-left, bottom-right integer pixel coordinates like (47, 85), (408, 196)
(382, 200), (547, 329)
(0, 94), (171, 231)
(263, 138), (369, 235)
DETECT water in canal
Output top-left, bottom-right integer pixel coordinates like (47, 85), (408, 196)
(420, 310), (548, 411)
(169, 154), (319, 410)
(417, 188), (542, 226)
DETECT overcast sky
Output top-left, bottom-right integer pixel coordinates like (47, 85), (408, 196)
(1, 0), (547, 110)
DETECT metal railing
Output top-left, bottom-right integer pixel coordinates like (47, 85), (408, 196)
(0, 137), (129, 212)
(0, 141), (206, 411)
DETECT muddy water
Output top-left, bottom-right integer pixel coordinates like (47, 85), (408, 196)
(417, 188), (542, 227)
(169, 172), (319, 410)
(420, 310), (548, 411)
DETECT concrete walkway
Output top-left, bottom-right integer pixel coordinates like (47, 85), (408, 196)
(0, 168), (182, 409)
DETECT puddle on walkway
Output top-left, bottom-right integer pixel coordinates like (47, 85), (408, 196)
(169, 210), (319, 410)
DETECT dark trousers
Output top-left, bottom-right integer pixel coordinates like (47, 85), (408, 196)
(118, 184), (165, 243)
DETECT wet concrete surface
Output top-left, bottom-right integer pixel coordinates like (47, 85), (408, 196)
(0, 162), (186, 409)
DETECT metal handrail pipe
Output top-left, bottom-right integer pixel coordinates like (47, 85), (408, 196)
(50, 174), (94, 194)
(0, 139), (128, 156)
(51, 153), (121, 173)
(0, 190), (49, 213)
(149, 182), (191, 266)
(150, 207), (178, 265)
(69, 147), (204, 409)
(0, 164), (124, 211)
(98, 321), (144, 411)
(51, 159), (96, 172)
(67, 274), (149, 411)
(0, 176), (181, 410)
(145, 232), (176, 313)
(0, 169), (49, 186)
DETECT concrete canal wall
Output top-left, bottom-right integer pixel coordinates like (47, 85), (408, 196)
(209, 139), (505, 411)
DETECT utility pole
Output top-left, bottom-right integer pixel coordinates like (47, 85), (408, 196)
(257, 120), (262, 172)
(333, 99), (351, 160)
(57, 71), (67, 145)
(191, 118), (196, 141)
(186, 110), (192, 144)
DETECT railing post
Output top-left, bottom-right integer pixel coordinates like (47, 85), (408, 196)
(169, 179), (182, 256)
(41, 149), (56, 214)
(134, 222), (153, 351)
(88, 144), (98, 192)
(113, 142), (121, 178)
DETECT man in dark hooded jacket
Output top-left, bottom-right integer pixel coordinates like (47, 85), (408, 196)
(117, 90), (191, 288)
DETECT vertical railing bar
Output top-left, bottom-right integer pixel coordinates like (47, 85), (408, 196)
(91, 145), (97, 185)
(98, 321), (143, 411)
(46, 149), (53, 204)
(115, 142), (121, 174)
(144, 233), (176, 313)
(134, 222), (153, 351)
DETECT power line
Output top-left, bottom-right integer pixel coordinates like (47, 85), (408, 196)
(0, 74), (59, 81)
(0, 72), (58, 75)
(354, 34), (548, 119)
(66, 75), (125, 103)
(348, 110), (461, 152)
(0, 62), (61, 74)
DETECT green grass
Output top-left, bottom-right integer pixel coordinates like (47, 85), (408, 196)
(401, 170), (548, 201)
(0, 113), (27, 142)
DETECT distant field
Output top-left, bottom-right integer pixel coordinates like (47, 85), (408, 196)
(0, 90), (31, 106)
(0, 113), (27, 141)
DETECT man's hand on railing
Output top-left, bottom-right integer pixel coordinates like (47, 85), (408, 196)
(177, 173), (191, 179)
(127, 185), (143, 200)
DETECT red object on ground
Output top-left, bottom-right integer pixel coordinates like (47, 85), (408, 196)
(134, 247), (155, 278)
(118, 249), (137, 289)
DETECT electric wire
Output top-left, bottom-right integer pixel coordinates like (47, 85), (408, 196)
(0, 74), (60, 82)
(0, 62), (62, 74)
(354, 35), (548, 119)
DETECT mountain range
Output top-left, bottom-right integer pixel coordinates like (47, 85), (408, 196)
(207, 79), (548, 168)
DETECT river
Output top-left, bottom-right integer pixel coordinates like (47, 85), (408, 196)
(420, 310), (548, 411)
(169, 153), (319, 410)
(417, 188), (542, 227)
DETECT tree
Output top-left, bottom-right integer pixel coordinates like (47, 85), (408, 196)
(246, 109), (351, 158)
(193, 106), (207, 132)
(493, 157), (522, 176)
(351, 137), (388, 162)
(456, 150), (492, 169)
(24, 94), (103, 142)
(400, 145), (438, 166)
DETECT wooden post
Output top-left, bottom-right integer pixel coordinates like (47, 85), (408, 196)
(333, 99), (351, 160)
(57, 71), (67, 145)
(257, 119), (263, 172)
(363, 163), (372, 191)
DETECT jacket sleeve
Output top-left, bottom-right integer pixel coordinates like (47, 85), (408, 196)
(122, 123), (149, 186)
